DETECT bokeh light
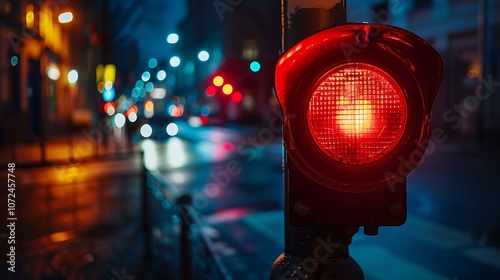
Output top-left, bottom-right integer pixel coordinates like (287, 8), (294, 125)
(250, 61), (261, 72)
(166, 123), (179, 136)
(128, 112), (137, 122)
(114, 113), (126, 128)
(213, 76), (224, 87)
(58, 12), (73, 23)
(188, 116), (203, 127)
(206, 85), (216, 96)
(68, 69), (78, 84)
(142, 71), (151, 82)
(10, 56), (18, 66)
(157, 70), (167, 81)
(200, 106), (211, 116)
(46, 65), (60, 81)
(198, 50), (210, 62)
(104, 81), (113, 90)
(170, 56), (181, 67)
(103, 88), (115, 101)
(145, 100), (154, 111)
(232, 91), (242, 103)
(104, 102), (115, 116)
(148, 58), (158, 68)
(222, 84), (233, 95)
(166, 33), (179, 44)
(140, 124), (153, 138)
(145, 82), (154, 92)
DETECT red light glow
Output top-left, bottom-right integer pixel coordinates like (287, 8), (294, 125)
(171, 105), (184, 117)
(222, 142), (233, 151)
(232, 91), (242, 103)
(206, 85), (216, 96)
(126, 105), (138, 117)
(200, 115), (209, 124)
(307, 63), (407, 165)
(104, 102), (115, 112)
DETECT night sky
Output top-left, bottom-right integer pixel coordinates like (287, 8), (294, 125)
(127, 0), (186, 68)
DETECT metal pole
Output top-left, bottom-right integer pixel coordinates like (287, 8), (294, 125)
(271, 1), (364, 279)
(178, 194), (192, 280)
(478, 0), (495, 145)
(141, 151), (152, 258)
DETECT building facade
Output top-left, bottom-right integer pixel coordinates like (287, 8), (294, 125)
(348, 0), (500, 145)
(0, 0), (100, 147)
(175, 0), (281, 124)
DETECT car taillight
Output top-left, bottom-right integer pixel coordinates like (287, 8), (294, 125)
(307, 63), (407, 165)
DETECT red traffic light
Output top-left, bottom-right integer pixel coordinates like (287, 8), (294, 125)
(276, 23), (442, 191)
(307, 63), (407, 165)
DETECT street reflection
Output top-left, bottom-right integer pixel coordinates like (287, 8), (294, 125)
(165, 137), (188, 168)
(141, 139), (158, 170)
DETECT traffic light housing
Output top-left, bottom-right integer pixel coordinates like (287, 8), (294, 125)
(275, 23), (442, 229)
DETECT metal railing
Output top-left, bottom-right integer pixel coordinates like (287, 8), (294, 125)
(142, 164), (233, 280)
(5, 150), (232, 279)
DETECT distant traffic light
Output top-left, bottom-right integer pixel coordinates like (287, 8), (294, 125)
(275, 23), (442, 229)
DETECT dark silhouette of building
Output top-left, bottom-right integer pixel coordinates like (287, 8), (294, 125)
(175, 0), (281, 124)
(348, 0), (500, 146)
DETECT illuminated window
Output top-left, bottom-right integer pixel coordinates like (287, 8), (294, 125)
(26, 4), (35, 29)
(242, 39), (258, 60)
(5, 2), (11, 13)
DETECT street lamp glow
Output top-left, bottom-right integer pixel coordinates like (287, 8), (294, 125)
(46, 65), (60, 81)
(157, 70), (167, 81)
(198, 50), (210, 62)
(166, 123), (179, 136)
(166, 33), (179, 44)
(170, 56), (181, 67)
(141, 71), (151, 82)
(10, 56), (18, 66)
(114, 113), (126, 128)
(68, 69), (78, 84)
(140, 124), (153, 138)
(148, 58), (158, 68)
(222, 84), (233, 95)
(128, 112), (138, 123)
(58, 12), (73, 23)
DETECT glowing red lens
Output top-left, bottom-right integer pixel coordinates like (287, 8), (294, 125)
(307, 63), (407, 165)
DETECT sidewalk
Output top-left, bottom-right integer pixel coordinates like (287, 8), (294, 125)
(2, 224), (174, 280)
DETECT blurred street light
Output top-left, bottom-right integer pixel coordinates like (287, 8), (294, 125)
(114, 113), (126, 128)
(46, 65), (60, 80)
(167, 33), (179, 44)
(140, 124), (153, 138)
(157, 70), (167, 81)
(68, 69), (78, 84)
(250, 61), (261, 72)
(148, 58), (158, 68)
(198, 50), (210, 62)
(58, 12), (73, 24)
(222, 84), (233, 95)
(213, 76), (224, 87)
(170, 56), (181, 67)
